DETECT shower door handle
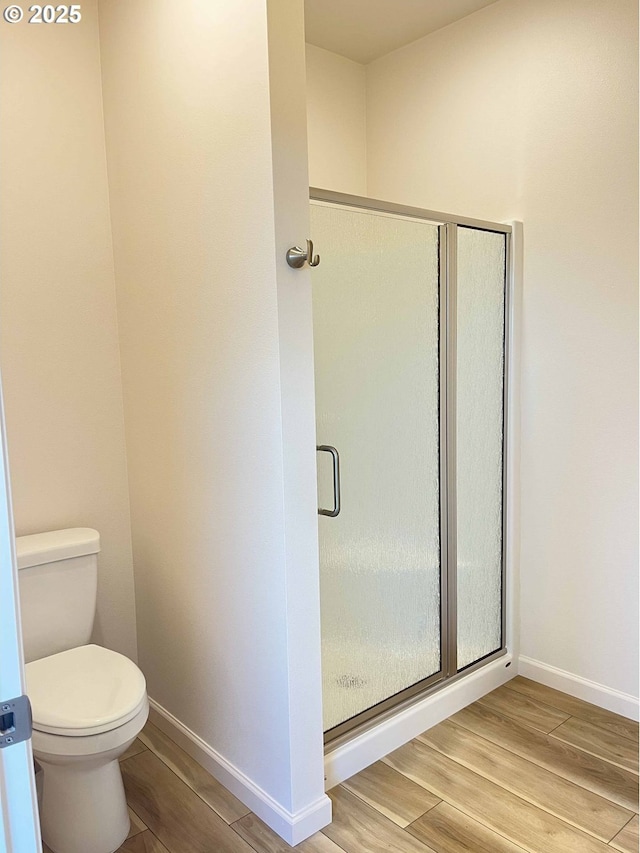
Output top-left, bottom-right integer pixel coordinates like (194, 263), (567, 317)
(316, 445), (341, 517)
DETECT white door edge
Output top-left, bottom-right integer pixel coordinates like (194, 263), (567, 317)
(0, 373), (41, 853)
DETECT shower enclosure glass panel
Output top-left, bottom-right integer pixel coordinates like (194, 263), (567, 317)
(456, 227), (507, 670)
(310, 202), (442, 733)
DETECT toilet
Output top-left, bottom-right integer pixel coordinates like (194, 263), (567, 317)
(16, 528), (148, 853)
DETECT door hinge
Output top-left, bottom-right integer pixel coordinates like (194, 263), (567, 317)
(0, 694), (32, 749)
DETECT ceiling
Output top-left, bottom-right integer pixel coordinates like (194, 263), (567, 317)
(304, 0), (500, 64)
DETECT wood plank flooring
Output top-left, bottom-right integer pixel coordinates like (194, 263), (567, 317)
(40, 677), (638, 853)
(610, 815), (639, 853)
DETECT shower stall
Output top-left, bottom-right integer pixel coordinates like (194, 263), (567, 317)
(310, 190), (511, 741)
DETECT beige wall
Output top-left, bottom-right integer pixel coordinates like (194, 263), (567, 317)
(99, 0), (328, 839)
(307, 0), (638, 697)
(305, 43), (367, 195)
(0, 0), (137, 659)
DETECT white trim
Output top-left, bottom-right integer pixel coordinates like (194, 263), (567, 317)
(517, 657), (639, 722)
(0, 369), (41, 852)
(324, 655), (514, 788)
(505, 221), (523, 663)
(147, 699), (331, 846)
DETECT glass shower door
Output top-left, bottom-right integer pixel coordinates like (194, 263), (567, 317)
(455, 227), (507, 670)
(310, 202), (443, 735)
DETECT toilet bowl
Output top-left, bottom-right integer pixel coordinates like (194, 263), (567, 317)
(16, 529), (148, 853)
(27, 644), (148, 853)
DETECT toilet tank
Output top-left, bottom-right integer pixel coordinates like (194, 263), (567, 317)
(16, 528), (100, 663)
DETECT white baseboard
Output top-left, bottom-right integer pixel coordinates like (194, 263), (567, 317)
(324, 654), (514, 789)
(147, 699), (332, 846)
(518, 656), (640, 722)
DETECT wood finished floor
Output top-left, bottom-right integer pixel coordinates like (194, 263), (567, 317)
(42, 677), (639, 853)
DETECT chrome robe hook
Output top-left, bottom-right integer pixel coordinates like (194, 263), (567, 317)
(286, 239), (320, 269)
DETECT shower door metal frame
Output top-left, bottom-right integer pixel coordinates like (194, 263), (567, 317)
(310, 189), (512, 745)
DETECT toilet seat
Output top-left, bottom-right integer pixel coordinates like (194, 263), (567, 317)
(27, 644), (147, 736)
(32, 700), (149, 758)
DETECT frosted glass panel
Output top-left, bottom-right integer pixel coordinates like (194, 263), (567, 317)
(456, 226), (506, 670)
(311, 202), (441, 732)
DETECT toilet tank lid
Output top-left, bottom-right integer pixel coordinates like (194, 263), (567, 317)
(16, 528), (100, 570)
